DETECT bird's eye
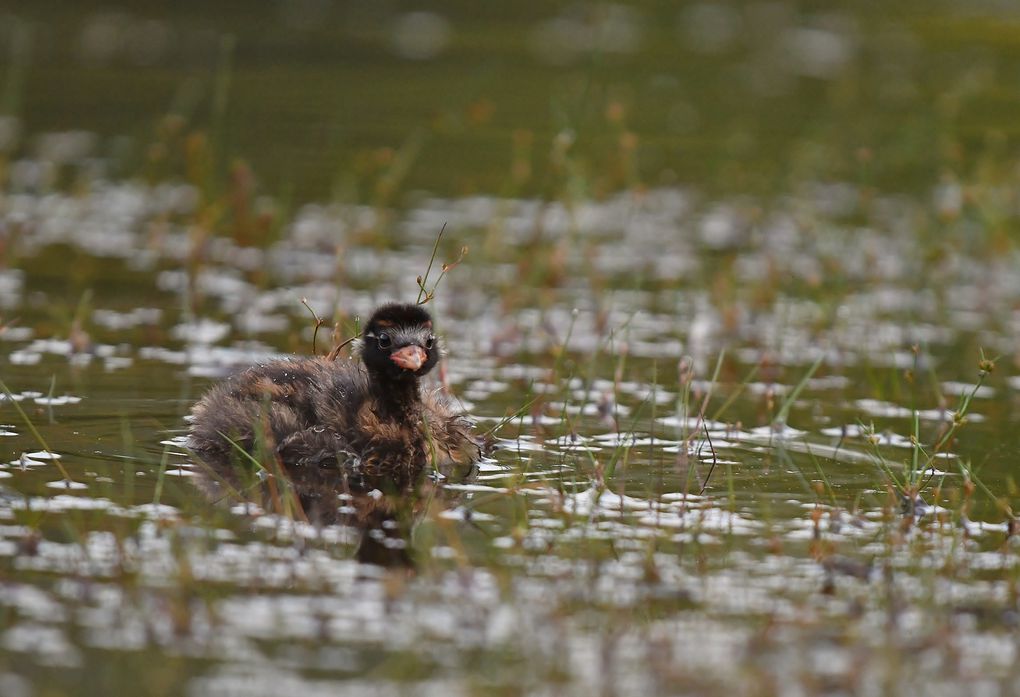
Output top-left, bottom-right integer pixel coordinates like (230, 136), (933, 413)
(376, 332), (392, 349)
(425, 334), (436, 350)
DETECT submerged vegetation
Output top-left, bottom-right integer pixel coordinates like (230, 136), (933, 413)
(3, 1), (1020, 695)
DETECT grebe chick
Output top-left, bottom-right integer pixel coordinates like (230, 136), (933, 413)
(187, 302), (487, 524)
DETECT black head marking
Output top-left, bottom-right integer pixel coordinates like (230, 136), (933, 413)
(361, 303), (439, 380)
(365, 303), (433, 333)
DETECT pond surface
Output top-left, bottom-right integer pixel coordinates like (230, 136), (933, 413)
(3, 3), (1020, 696)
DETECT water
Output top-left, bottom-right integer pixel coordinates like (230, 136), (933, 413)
(3, 2), (1020, 696)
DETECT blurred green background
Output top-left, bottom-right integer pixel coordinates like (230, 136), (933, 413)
(4, 0), (1018, 204)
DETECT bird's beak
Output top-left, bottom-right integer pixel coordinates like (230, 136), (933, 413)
(390, 345), (427, 371)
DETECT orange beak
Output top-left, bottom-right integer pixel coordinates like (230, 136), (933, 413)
(390, 345), (427, 371)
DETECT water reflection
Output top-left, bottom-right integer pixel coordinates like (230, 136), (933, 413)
(193, 453), (479, 569)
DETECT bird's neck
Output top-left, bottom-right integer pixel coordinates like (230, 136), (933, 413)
(370, 374), (423, 422)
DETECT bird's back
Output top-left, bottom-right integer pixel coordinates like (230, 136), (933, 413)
(188, 355), (486, 493)
(188, 357), (367, 471)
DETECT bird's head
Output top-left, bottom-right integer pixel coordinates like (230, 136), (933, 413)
(359, 303), (440, 381)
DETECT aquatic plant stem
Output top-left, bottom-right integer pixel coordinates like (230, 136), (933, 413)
(300, 297), (327, 355)
(217, 429), (307, 523)
(710, 359), (761, 423)
(415, 223), (468, 306)
(0, 377), (73, 481)
(152, 445), (171, 507)
(416, 223), (446, 304)
(774, 354), (824, 427)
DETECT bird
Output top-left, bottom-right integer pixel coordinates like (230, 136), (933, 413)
(187, 302), (489, 529)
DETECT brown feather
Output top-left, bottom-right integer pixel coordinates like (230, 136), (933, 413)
(187, 304), (489, 530)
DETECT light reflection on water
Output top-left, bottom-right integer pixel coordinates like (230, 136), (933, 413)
(4, 110), (1020, 697)
(1, 479), (1017, 696)
(5, 0), (1020, 690)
